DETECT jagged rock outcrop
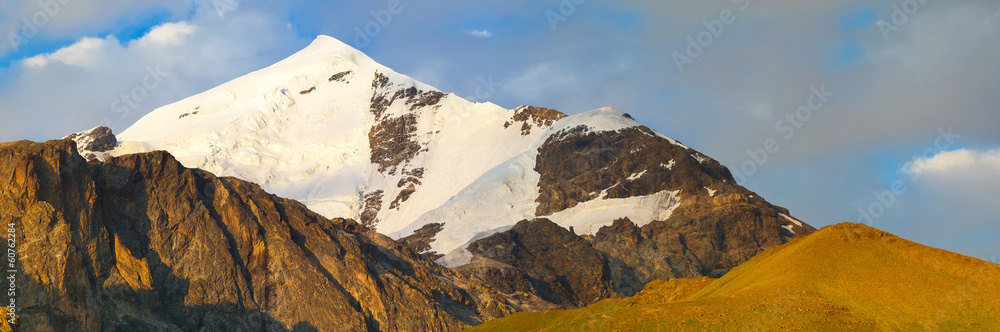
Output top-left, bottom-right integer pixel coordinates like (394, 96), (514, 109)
(63, 126), (117, 161)
(0, 139), (512, 331)
(505, 106), (567, 136)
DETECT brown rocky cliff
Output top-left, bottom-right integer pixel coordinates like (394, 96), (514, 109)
(0, 140), (512, 331)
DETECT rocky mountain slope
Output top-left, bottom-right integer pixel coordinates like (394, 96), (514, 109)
(86, 35), (815, 268)
(0, 139), (513, 331)
(470, 223), (1000, 331)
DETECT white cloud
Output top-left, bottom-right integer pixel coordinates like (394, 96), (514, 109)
(0, 6), (305, 141)
(136, 21), (198, 47)
(467, 29), (493, 38)
(910, 149), (1000, 176)
(19, 22), (198, 70)
(891, 147), (1000, 259)
(23, 36), (114, 68)
(0, 0), (190, 56)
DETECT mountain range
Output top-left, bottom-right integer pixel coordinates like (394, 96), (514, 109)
(72, 36), (811, 268)
(2, 35), (995, 331)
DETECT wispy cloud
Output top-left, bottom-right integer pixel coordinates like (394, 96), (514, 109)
(467, 29), (493, 38)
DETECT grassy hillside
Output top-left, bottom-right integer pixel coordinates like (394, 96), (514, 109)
(470, 223), (1000, 331)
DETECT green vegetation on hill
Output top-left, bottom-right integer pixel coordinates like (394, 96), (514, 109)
(471, 223), (1000, 331)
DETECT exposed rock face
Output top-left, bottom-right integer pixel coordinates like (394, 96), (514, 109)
(369, 72), (394, 119)
(534, 125), (729, 216)
(460, 219), (614, 310)
(464, 211), (809, 309)
(399, 223), (445, 261)
(505, 106), (566, 136)
(363, 71), (447, 227)
(63, 126), (117, 152)
(328, 70), (352, 83)
(360, 190), (384, 229)
(389, 185), (416, 210)
(405, 89), (445, 111)
(178, 111), (200, 119)
(0, 140), (512, 331)
(369, 113), (422, 175)
(396, 167), (423, 188)
(369, 72), (445, 122)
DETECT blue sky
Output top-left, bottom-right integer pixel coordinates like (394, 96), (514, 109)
(1, 0), (998, 260)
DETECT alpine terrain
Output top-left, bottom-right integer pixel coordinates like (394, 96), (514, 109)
(0, 35), (836, 330)
(89, 35), (814, 269)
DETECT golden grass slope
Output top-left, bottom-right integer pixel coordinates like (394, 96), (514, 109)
(471, 223), (1000, 331)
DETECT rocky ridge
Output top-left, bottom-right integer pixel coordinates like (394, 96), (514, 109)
(0, 139), (512, 331)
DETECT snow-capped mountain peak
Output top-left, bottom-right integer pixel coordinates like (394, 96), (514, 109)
(108, 35), (554, 234)
(106, 35), (808, 268)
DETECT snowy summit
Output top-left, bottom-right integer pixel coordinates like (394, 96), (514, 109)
(90, 35), (788, 267)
